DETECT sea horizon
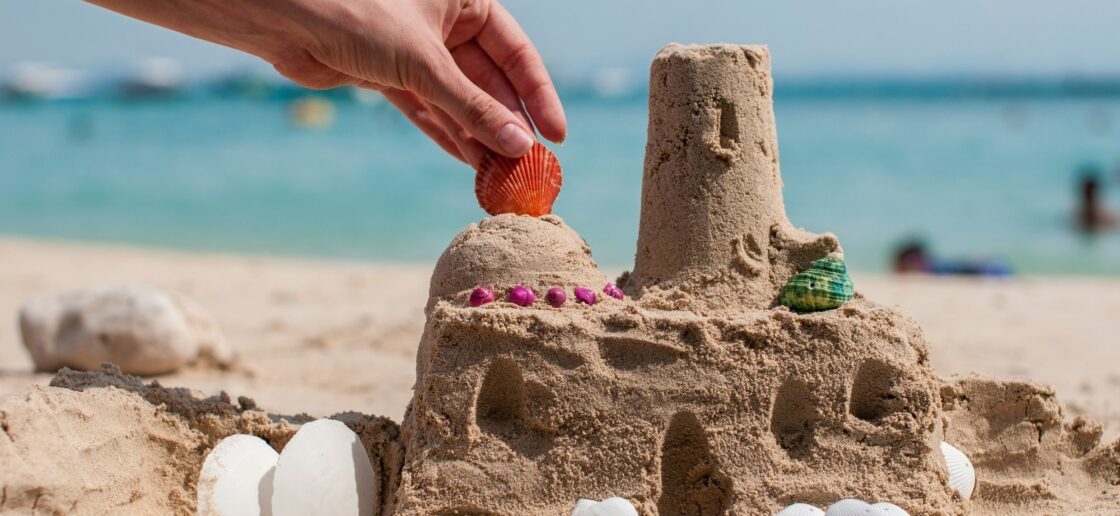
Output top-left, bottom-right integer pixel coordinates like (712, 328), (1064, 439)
(4, 79), (1120, 275)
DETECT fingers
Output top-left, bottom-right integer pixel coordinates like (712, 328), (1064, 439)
(420, 49), (536, 159)
(381, 84), (489, 168)
(451, 40), (533, 133)
(424, 100), (491, 168)
(476, 2), (567, 143)
(379, 88), (468, 164)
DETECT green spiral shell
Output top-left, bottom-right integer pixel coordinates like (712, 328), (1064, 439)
(779, 252), (854, 312)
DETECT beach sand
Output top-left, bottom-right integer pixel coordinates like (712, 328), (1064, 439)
(2, 236), (1120, 514)
(1, 236), (1117, 440)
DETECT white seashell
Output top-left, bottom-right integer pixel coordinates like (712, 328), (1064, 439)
(572, 499), (598, 515)
(825, 499), (873, 515)
(869, 502), (910, 515)
(271, 419), (376, 516)
(776, 502), (826, 515)
(570, 497), (639, 516)
(940, 441), (976, 501)
(197, 434), (278, 516)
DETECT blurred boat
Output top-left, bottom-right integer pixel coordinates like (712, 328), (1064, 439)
(591, 67), (637, 99)
(118, 58), (185, 99)
(1, 62), (89, 100)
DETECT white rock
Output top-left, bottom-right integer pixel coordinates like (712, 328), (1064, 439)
(776, 502), (826, 515)
(940, 441), (976, 501)
(18, 284), (232, 375)
(198, 434), (278, 516)
(571, 497), (639, 516)
(869, 502), (910, 515)
(271, 419), (375, 516)
(825, 499), (873, 515)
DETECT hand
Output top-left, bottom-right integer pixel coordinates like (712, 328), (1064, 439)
(86, 0), (567, 167)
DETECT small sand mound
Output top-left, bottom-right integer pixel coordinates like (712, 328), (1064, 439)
(941, 376), (1120, 514)
(0, 384), (201, 514)
(429, 214), (606, 301)
(0, 365), (400, 515)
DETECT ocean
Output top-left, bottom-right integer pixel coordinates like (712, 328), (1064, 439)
(3, 88), (1120, 274)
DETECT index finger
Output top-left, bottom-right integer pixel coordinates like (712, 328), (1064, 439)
(476, 2), (567, 143)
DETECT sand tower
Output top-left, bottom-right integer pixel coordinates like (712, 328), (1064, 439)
(629, 44), (839, 313)
(393, 45), (964, 514)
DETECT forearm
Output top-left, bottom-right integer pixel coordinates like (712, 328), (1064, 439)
(83, 0), (319, 63)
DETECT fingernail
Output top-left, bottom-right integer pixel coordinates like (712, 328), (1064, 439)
(496, 123), (533, 155)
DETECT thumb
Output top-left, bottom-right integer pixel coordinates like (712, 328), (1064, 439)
(419, 54), (535, 159)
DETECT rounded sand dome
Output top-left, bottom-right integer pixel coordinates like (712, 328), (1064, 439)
(429, 214), (607, 299)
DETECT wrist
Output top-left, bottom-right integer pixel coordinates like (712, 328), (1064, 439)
(227, 0), (324, 64)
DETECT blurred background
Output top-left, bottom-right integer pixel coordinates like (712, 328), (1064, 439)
(3, 0), (1120, 274)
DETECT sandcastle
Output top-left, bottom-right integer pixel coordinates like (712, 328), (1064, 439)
(395, 44), (956, 514)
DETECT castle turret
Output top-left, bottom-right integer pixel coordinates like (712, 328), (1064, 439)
(630, 44), (838, 312)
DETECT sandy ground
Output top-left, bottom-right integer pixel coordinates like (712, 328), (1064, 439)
(1, 237), (1117, 438)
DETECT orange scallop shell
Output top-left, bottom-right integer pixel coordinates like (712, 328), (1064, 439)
(474, 142), (562, 217)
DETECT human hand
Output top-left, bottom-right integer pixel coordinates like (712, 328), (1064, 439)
(86, 0), (567, 167)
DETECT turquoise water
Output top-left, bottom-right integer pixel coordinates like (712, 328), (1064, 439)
(2, 93), (1120, 274)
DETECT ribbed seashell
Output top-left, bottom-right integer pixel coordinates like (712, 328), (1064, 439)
(824, 499), (873, 515)
(475, 142), (562, 216)
(869, 502), (910, 515)
(570, 497), (639, 516)
(779, 252), (855, 312)
(775, 502), (825, 516)
(197, 434), (278, 516)
(940, 441), (976, 501)
(272, 419), (375, 516)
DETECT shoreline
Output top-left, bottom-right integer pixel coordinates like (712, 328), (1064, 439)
(2, 236), (1117, 437)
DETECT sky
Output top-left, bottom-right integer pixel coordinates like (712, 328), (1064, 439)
(3, 0), (1120, 80)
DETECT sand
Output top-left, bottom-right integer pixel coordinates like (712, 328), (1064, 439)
(0, 364), (400, 514)
(1, 237), (1119, 514)
(2, 238), (1117, 439)
(0, 237), (426, 422)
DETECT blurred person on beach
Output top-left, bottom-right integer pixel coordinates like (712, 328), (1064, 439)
(84, 0), (567, 168)
(1075, 168), (1116, 233)
(892, 239), (1013, 277)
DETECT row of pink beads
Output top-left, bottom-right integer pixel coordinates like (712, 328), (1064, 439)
(469, 283), (624, 308)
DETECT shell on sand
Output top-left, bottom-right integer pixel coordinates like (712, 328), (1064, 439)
(570, 497), (639, 516)
(271, 419), (375, 516)
(475, 142), (562, 216)
(469, 286), (494, 307)
(779, 252), (855, 312)
(869, 502), (910, 515)
(776, 502), (826, 516)
(824, 498), (873, 515)
(546, 287), (567, 308)
(197, 434), (278, 516)
(940, 441), (976, 501)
